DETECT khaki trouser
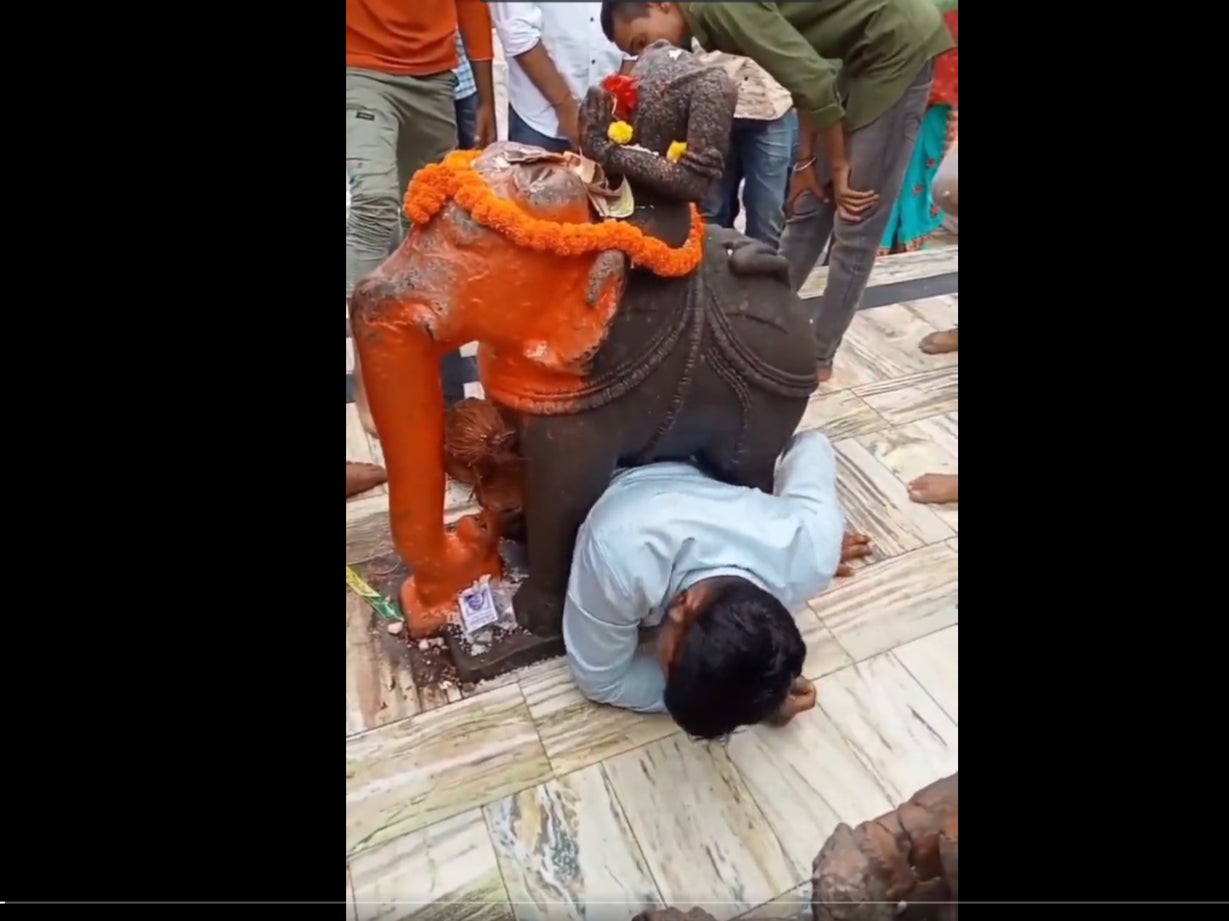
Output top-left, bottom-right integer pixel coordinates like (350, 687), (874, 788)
(346, 68), (457, 298)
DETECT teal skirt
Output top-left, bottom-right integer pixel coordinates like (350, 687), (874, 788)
(880, 104), (953, 253)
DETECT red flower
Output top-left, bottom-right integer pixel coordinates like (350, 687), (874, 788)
(601, 74), (640, 120)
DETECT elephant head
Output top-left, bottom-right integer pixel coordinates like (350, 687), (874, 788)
(349, 143), (626, 635)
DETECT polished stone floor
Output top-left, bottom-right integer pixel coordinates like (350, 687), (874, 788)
(345, 244), (958, 921)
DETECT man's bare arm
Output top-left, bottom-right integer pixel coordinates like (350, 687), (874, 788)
(491, 3), (579, 143)
(469, 57), (496, 147)
(513, 41), (574, 108)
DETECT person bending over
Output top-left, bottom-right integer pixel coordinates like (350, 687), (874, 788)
(564, 430), (871, 739)
(600, 1), (953, 382)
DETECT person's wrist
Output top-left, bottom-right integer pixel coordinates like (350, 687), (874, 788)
(792, 156), (816, 173)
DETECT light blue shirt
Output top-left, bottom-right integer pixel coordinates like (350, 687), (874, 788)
(563, 430), (845, 714)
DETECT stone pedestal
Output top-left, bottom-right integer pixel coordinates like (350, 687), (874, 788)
(812, 773), (958, 921)
(445, 628), (564, 684)
(631, 909), (718, 921)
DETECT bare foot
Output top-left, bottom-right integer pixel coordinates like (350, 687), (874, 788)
(908, 473), (958, 505)
(346, 461), (387, 498)
(919, 328), (958, 355)
(836, 531), (873, 577)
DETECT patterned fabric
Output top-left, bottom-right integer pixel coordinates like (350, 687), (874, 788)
(878, 104), (952, 254)
(452, 31), (476, 100)
(691, 39), (793, 121)
(929, 10), (957, 108)
(879, 9), (958, 254)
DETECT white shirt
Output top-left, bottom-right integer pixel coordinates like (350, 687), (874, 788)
(563, 431), (846, 713)
(491, 2), (628, 140)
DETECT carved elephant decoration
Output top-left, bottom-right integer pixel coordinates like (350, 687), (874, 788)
(349, 143), (818, 638)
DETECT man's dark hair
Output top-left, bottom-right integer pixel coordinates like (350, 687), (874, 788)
(663, 579), (806, 740)
(600, 2), (652, 43)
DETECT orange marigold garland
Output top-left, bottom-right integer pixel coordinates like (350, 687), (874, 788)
(405, 149), (704, 278)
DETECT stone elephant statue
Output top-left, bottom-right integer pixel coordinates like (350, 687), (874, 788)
(349, 143), (818, 638)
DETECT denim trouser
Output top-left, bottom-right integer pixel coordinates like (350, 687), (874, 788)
(454, 92), (478, 150)
(507, 105), (573, 153)
(702, 111), (798, 249)
(782, 61), (934, 364)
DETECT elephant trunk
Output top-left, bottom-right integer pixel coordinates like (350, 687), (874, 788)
(351, 279), (449, 580)
(351, 279), (501, 635)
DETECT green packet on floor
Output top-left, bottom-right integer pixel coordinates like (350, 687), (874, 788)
(346, 566), (402, 622)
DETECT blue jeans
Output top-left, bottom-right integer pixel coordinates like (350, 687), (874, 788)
(507, 105), (572, 153)
(454, 92), (478, 150)
(702, 111), (798, 248)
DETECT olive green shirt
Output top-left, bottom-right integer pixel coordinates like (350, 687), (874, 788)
(681, 1), (955, 131)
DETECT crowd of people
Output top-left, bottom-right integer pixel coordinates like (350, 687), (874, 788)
(346, 1), (959, 739)
(347, 0), (958, 413)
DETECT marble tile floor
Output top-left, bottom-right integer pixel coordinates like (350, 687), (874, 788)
(345, 249), (958, 919)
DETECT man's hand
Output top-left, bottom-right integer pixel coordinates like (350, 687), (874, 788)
(787, 675), (817, 713)
(474, 100), (496, 149)
(836, 531), (872, 577)
(765, 676), (818, 727)
(554, 97), (581, 149)
(469, 58), (496, 149)
(786, 159), (828, 217)
(831, 162), (878, 222)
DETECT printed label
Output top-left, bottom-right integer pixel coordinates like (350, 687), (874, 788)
(458, 580), (499, 635)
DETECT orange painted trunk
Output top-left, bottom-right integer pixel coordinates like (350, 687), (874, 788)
(353, 307), (501, 637)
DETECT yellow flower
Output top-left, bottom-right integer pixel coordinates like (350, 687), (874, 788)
(666, 141), (687, 163)
(607, 120), (634, 144)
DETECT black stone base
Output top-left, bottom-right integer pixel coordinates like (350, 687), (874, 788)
(445, 629), (564, 684)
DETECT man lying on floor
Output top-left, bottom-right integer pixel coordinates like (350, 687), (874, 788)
(563, 429), (871, 739)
